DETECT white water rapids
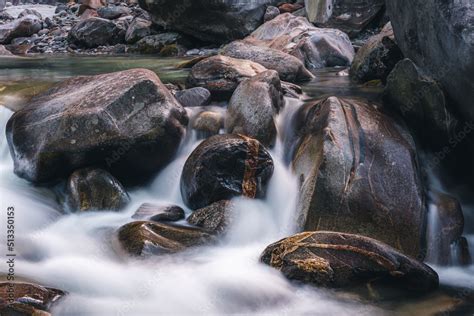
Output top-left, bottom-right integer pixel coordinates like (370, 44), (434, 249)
(0, 103), (391, 315)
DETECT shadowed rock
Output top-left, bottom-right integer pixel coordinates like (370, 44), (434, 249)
(138, 0), (281, 43)
(181, 134), (274, 210)
(66, 168), (130, 212)
(291, 96), (426, 258)
(350, 23), (403, 84)
(261, 231), (439, 292)
(192, 111), (223, 139)
(6, 68), (188, 184)
(68, 17), (125, 48)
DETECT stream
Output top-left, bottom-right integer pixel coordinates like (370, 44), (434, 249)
(0, 55), (473, 315)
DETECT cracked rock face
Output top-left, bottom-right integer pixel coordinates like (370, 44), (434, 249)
(260, 231), (439, 292)
(290, 96), (426, 258)
(6, 68), (188, 184)
(180, 134), (274, 210)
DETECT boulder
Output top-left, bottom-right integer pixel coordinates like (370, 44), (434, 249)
(225, 70), (283, 147)
(386, 0), (474, 126)
(131, 32), (190, 55)
(264, 6), (280, 22)
(132, 203), (185, 222)
(0, 15), (42, 45)
(221, 40), (314, 83)
(383, 59), (454, 150)
(187, 55), (267, 100)
(350, 23), (404, 84)
(261, 231), (439, 292)
(6, 69), (188, 184)
(291, 96), (425, 258)
(97, 5), (131, 20)
(175, 87), (211, 108)
(68, 17), (125, 48)
(114, 221), (214, 256)
(187, 200), (234, 234)
(125, 16), (152, 44)
(192, 111), (223, 139)
(66, 167), (130, 212)
(138, 0), (281, 43)
(0, 282), (66, 315)
(180, 134), (274, 210)
(305, 0), (385, 37)
(247, 13), (354, 69)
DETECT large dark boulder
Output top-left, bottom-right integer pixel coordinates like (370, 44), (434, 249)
(180, 134), (274, 210)
(66, 167), (130, 212)
(383, 59), (454, 150)
(225, 70), (283, 147)
(261, 231), (439, 292)
(6, 69), (188, 184)
(305, 0), (385, 37)
(0, 15), (43, 45)
(221, 40), (314, 83)
(386, 0), (474, 124)
(138, 0), (281, 44)
(68, 17), (125, 48)
(114, 221), (214, 256)
(247, 13), (355, 69)
(290, 96), (426, 258)
(350, 23), (404, 84)
(187, 55), (267, 100)
(0, 282), (66, 315)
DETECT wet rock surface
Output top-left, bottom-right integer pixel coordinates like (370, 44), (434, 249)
(6, 68), (188, 184)
(0, 282), (66, 315)
(132, 203), (185, 222)
(180, 134), (274, 210)
(290, 96), (426, 258)
(175, 87), (211, 108)
(261, 231), (439, 292)
(191, 111), (223, 139)
(187, 200), (235, 235)
(225, 70), (283, 147)
(115, 221), (214, 256)
(350, 23), (403, 84)
(66, 167), (130, 212)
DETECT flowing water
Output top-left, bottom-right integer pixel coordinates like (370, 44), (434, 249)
(0, 56), (473, 315)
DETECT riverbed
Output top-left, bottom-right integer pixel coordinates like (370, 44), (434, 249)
(0, 55), (473, 315)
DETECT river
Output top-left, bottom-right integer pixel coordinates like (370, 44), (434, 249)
(0, 55), (473, 315)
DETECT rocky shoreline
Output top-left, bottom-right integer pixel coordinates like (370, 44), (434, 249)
(1, 0), (473, 315)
